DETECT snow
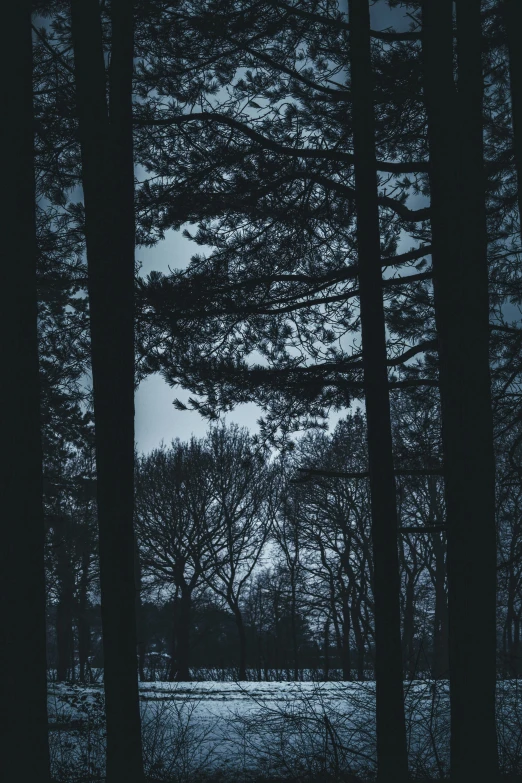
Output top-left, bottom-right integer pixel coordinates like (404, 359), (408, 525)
(47, 679), (522, 781)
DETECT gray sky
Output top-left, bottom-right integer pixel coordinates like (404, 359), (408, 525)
(134, 229), (279, 452)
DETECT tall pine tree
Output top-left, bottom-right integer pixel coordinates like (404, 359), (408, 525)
(348, 1), (408, 779)
(422, 1), (498, 780)
(70, 0), (144, 780)
(0, 3), (51, 781)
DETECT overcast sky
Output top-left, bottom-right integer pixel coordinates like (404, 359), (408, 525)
(134, 228), (269, 452)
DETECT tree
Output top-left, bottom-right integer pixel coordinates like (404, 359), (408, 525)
(134, 0), (435, 448)
(203, 423), (271, 680)
(0, 3), (51, 781)
(270, 459), (306, 681)
(422, 1), (498, 779)
(44, 445), (98, 683)
(70, 0), (144, 779)
(295, 420), (375, 683)
(348, 0), (408, 777)
(135, 439), (219, 681)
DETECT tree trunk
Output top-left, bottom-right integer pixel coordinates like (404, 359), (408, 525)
(511, 614), (520, 679)
(503, 0), (522, 234)
(431, 532), (449, 679)
(506, 576), (518, 677)
(341, 592), (352, 681)
(134, 537), (146, 682)
(290, 571), (299, 681)
(347, 1), (408, 778)
(0, 5), (51, 781)
(402, 576), (415, 681)
(351, 596), (366, 681)
(323, 618), (330, 682)
(232, 605), (247, 681)
(168, 596), (179, 682)
(422, 2), (498, 780)
(55, 516), (75, 682)
(256, 635), (262, 682)
(174, 588), (192, 682)
(428, 479), (448, 679)
(56, 593), (74, 682)
(70, 2), (144, 781)
(78, 545), (91, 684)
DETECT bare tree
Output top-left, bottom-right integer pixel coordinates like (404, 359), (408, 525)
(135, 439), (219, 681)
(295, 417), (375, 682)
(271, 459), (306, 681)
(203, 424), (271, 680)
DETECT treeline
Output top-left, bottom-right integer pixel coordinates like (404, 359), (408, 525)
(44, 411), (522, 687)
(3, 1), (522, 783)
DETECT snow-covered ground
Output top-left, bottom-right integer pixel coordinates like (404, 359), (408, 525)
(47, 679), (522, 782)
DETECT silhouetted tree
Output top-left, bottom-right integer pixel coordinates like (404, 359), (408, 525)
(348, 0), (408, 776)
(203, 424), (271, 680)
(422, 1), (498, 779)
(0, 3), (51, 781)
(135, 439), (219, 681)
(70, 0), (144, 779)
(271, 460), (306, 681)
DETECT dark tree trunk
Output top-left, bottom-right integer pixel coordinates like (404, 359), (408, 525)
(232, 604), (247, 681)
(432, 532), (449, 679)
(70, 2), (144, 781)
(511, 614), (520, 678)
(78, 546), (91, 684)
(256, 636), (262, 682)
(290, 572), (299, 681)
(347, 1), (408, 778)
(0, 5), (51, 781)
(503, 0), (522, 234)
(428, 479), (448, 679)
(56, 593), (74, 682)
(351, 596), (365, 681)
(134, 537), (146, 682)
(55, 516), (75, 682)
(78, 617), (91, 684)
(506, 575), (517, 677)
(502, 622), (508, 679)
(168, 597), (179, 682)
(422, 2), (498, 781)
(341, 592), (352, 681)
(174, 589), (192, 682)
(402, 576), (415, 681)
(323, 618), (330, 682)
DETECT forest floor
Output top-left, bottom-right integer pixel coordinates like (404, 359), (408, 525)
(47, 679), (522, 782)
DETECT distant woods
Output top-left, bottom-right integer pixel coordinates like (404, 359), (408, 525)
(45, 413), (522, 688)
(3, 1), (522, 783)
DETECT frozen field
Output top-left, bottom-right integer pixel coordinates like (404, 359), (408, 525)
(47, 679), (522, 781)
